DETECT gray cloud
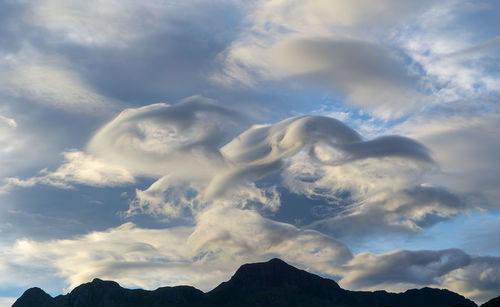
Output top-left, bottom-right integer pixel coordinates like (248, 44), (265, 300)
(336, 248), (500, 304)
(268, 38), (424, 114)
(214, 0), (440, 116)
(337, 248), (471, 289)
(395, 111), (500, 210)
(335, 135), (433, 163)
(307, 183), (467, 239)
(27, 0), (241, 104)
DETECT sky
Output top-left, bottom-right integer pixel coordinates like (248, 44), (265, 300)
(0, 0), (499, 305)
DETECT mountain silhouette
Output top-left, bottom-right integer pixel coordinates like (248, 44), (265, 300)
(13, 258), (482, 307)
(481, 296), (500, 307)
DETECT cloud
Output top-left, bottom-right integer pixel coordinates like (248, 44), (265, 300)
(0, 111), (38, 179)
(394, 110), (500, 209)
(1, 205), (352, 292)
(4, 213), (500, 304)
(213, 0), (439, 116)
(335, 248), (500, 304)
(217, 37), (425, 116)
(5, 99), (461, 238)
(24, 100), (448, 236)
(337, 249), (471, 289)
(310, 187), (467, 237)
(0, 114), (16, 128)
(26, 0), (168, 47)
(129, 175), (281, 219)
(442, 256), (500, 303)
(98, 107), (439, 232)
(3, 64), (114, 114)
(87, 96), (244, 177)
(2, 151), (134, 192)
(213, 0), (499, 118)
(268, 38), (425, 115)
(0, 297), (16, 307)
(398, 2), (500, 102)
(213, 115), (434, 195)
(11, 0), (242, 103)
(248, 0), (435, 33)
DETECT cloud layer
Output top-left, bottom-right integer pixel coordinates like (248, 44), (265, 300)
(1, 1), (499, 305)
(2, 205), (351, 292)
(3, 218), (499, 303)
(7, 99), (464, 236)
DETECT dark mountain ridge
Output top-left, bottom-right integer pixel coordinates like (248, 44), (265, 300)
(13, 258), (483, 307)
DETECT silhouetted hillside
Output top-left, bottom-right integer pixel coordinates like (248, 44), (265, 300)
(13, 258), (481, 307)
(481, 296), (500, 307)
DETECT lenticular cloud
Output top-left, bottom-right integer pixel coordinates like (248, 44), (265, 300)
(81, 97), (455, 234)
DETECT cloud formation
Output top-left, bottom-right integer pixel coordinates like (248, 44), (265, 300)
(2, 151), (134, 192)
(0, 1), (499, 305)
(394, 110), (500, 210)
(7, 97), (459, 238)
(3, 64), (114, 114)
(79, 100), (443, 232)
(3, 217), (499, 303)
(27, 0), (167, 47)
(7, 98), (453, 237)
(336, 248), (500, 304)
(214, 0), (438, 116)
(0, 114), (16, 128)
(1, 205), (351, 292)
(87, 96), (244, 178)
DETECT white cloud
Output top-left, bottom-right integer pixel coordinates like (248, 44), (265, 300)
(129, 175), (280, 219)
(2, 151), (134, 191)
(283, 154), (466, 236)
(117, 109), (441, 232)
(4, 64), (113, 114)
(0, 114), (16, 128)
(87, 96), (242, 178)
(213, 0), (439, 116)
(393, 111), (500, 209)
(1, 205), (352, 292)
(26, 0), (167, 47)
(75, 101), (456, 236)
(4, 213), (500, 303)
(397, 3), (500, 103)
(442, 257), (500, 303)
(0, 297), (16, 307)
(5, 100), (468, 238)
(214, 0), (499, 117)
(248, 0), (434, 34)
(0, 111), (35, 180)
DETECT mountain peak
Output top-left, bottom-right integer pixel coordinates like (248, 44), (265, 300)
(209, 258), (341, 296)
(86, 278), (120, 288)
(481, 295), (500, 307)
(12, 287), (52, 307)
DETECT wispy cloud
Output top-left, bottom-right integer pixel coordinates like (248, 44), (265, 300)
(0, 114), (16, 128)
(2, 151), (134, 192)
(3, 64), (114, 114)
